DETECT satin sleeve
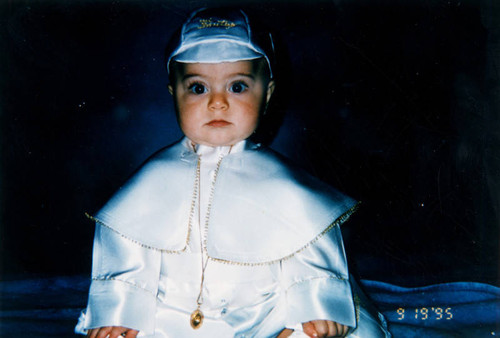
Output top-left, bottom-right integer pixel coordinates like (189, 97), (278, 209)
(281, 225), (356, 329)
(79, 224), (161, 335)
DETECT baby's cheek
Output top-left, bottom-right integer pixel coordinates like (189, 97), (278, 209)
(178, 119), (199, 140)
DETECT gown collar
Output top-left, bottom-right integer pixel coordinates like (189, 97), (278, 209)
(182, 137), (258, 158)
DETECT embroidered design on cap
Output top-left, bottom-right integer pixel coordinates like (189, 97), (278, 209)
(197, 18), (236, 29)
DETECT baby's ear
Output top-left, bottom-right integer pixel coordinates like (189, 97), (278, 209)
(266, 80), (275, 104)
(168, 84), (174, 95)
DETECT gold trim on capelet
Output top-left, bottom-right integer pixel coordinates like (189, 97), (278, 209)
(87, 140), (359, 265)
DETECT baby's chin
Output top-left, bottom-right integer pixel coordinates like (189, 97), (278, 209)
(194, 139), (244, 147)
(188, 133), (252, 148)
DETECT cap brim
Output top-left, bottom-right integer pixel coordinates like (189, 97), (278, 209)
(172, 40), (264, 64)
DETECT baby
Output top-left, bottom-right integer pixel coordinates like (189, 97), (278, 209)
(76, 7), (390, 338)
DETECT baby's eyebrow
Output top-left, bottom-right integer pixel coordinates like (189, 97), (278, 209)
(232, 73), (255, 80)
(180, 72), (255, 81)
(181, 74), (202, 81)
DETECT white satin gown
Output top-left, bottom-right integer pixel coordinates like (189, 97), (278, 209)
(75, 139), (390, 337)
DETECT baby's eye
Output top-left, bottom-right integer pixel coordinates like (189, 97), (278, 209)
(188, 83), (207, 95)
(229, 82), (248, 94)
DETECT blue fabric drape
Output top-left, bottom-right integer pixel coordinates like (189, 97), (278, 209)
(0, 276), (498, 337)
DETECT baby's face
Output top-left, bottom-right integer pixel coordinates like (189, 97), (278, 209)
(169, 60), (274, 147)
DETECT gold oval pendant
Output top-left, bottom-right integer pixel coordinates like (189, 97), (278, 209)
(190, 309), (204, 329)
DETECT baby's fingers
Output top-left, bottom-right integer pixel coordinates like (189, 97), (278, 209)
(108, 326), (139, 338)
(87, 326), (138, 338)
(329, 321), (349, 337)
(123, 329), (139, 338)
(87, 326), (111, 338)
(303, 320), (348, 337)
(302, 321), (318, 337)
(339, 322), (349, 336)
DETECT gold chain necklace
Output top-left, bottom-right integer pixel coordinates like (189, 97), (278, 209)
(190, 146), (231, 330)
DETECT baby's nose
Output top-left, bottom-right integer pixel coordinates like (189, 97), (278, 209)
(208, 92), (229, 110)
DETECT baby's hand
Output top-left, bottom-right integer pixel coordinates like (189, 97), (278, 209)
(87, 326), (139, 338)
(302, 320), (349, 337)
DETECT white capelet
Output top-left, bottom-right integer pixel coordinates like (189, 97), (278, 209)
(88, 140), (358, 265)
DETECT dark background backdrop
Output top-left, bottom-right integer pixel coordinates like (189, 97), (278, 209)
(1, 0), (498, 287)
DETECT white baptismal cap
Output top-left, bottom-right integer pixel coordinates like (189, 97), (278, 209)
(167, 8), (274, 77)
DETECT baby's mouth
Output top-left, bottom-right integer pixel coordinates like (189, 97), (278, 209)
(206, 119), (231, 127)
